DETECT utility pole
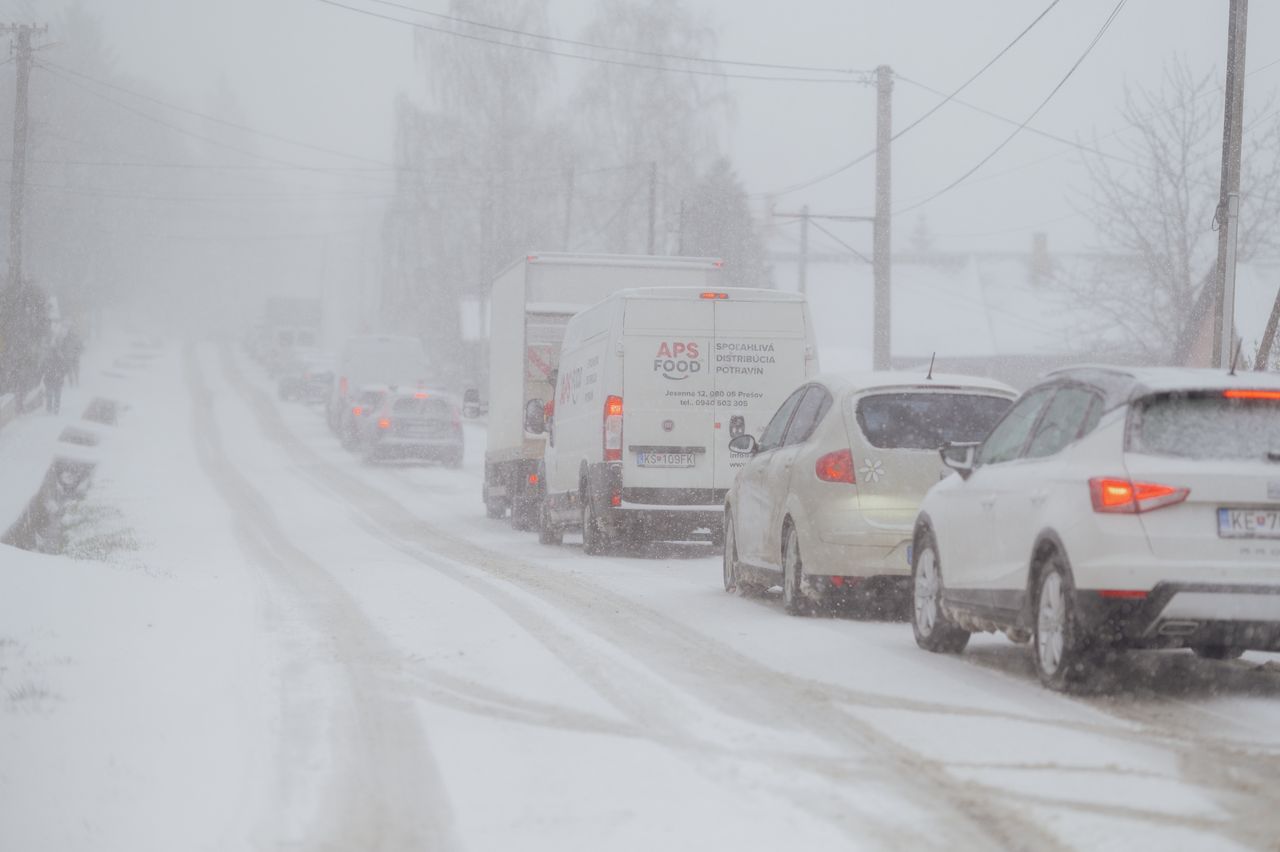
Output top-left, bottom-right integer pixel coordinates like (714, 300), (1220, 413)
(797, 205), (810, 296)
(647, 161), (657, 255)
(873, 65), (893, 371)
(562, 165), (574, 251)
(1212, 0), (1247, 368)
(3, 23), (46, 289)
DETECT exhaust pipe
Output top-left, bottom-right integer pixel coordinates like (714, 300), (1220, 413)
(1157, 620), (1200, 637)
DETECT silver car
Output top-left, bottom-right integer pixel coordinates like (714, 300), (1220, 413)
(724, 372), (1015, 616)
(356, 389), (464, 467)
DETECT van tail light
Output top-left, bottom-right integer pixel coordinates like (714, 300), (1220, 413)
(815, 449), (856, 484)
(603, 395), (623, 462)
(377, 418), (391, 430)
(1089, 477), (1188, 514)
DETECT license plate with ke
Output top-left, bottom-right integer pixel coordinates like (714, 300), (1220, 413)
(637, 452), (695, 468)
(1218, 508), (1280, 539)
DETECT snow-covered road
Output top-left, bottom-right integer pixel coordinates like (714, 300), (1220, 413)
(4, 336), (1280, 851)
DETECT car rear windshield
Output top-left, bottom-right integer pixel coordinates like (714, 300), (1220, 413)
(856, 392), (1012, 450)
(1128, 392), (1280, 460)
(391, 397), (452, 419)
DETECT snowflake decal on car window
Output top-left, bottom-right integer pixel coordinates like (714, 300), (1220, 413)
(860, 458), (885, 484)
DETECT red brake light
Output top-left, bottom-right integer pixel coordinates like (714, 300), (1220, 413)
(339, 376), (348, 396)
(352, 405), (363, 416)
(1224, 389), (1280, 400)
(377, 418), (391, 430)
(1089, 477), (1188, 513)
(699, 291), (728, 300)
(414, 392), (428, 399)
(528, 473), (539, 485)
(815, 449), (856, 484)
(603, 395), (623, 462)
(1099, 589), (1148, 599)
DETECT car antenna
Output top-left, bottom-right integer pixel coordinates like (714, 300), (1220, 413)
(926, 352), (936, 381)
(1228, 338), (1242, 376)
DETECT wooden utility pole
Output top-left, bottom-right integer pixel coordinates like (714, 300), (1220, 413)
(873, 65), (893, 371)
(797, 205), (810, 296)
(647, 161), (657, 255)
(1212, 0), (1247, 368)
(3, 23), (46, 289)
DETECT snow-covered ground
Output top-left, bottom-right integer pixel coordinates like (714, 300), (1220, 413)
(3, 334), (1279, 851)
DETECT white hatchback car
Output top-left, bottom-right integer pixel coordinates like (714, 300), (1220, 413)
(912, 366), (1280, 690)
(723, 372), (1016, 615)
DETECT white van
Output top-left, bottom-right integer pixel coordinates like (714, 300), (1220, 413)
(539, 287), (818, 551)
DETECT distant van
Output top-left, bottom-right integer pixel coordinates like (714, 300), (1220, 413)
(539, 287), (818, 551)
(327, 334), (431, 444)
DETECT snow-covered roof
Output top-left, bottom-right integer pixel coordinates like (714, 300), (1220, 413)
(817, 370), (1018, 397)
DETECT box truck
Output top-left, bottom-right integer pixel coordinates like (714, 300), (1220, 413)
(538, 287), (819, 551)
(484, 253), (724, 527)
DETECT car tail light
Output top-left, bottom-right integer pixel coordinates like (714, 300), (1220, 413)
(414, 392), (429, 399)
(699, 292), (728, 300)
(603, 395), (623, 462)
(378, 418), (391, 430)
(1089, 477), (1189, 514)
(611, 489), (622, 507)
(1224, 389), (1280, 400)
(815, 449), (856, 484)
(339, 376), (348, 396)
(352, 405), (363, 417)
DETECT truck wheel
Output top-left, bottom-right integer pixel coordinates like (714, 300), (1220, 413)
(485, 501), (506, 520)
(581, 492), (608, 556)
(538, 499), (563, 546)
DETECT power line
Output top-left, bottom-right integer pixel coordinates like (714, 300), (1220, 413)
(36, 59), (399, 169)
(758, 0), (1064, 198)
(313, 0), (871, 84)
(896, 0), (1130, 216)
(808, 218), (871, 264)
(360, 0), (870, 76)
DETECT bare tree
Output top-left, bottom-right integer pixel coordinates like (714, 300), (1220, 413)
(1068, 57), (1280, 360)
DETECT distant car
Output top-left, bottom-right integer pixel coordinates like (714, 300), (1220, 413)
(276, 348), (333, 403)
(339, 386), (389, 450)
(911, 366), (1280, 691)
(723, 372), (1015, 616)
(355, 389), (464, 467)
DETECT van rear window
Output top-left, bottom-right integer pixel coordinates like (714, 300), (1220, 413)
(1128, 392), (1280, 460)
(856, 393), (1012, 450)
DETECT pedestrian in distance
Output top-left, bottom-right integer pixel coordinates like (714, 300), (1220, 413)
(61, 325), (83, 387)
(43, 345), (66, 414)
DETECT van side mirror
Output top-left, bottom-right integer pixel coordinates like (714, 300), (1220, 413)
(524, 398), (547, 434)
(940, 442), (978, 480)
(463, 388), (481, 418)
(728, 434), (758, 455)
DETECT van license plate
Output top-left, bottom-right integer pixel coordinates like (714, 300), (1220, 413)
(1218, 508), (1280, 539)
(637, 452), (695, 468)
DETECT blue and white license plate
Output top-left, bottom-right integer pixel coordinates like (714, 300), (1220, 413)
(636, 452), (695, 468)
(1219, 508), (1280, 539)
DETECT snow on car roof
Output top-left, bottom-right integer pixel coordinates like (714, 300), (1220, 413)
(1046, 365), (1280, 401)
(820, 370), (1018, 396)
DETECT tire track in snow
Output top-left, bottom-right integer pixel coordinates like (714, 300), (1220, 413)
(216, 344), (1067, 851)
(185, 344), (458, 852)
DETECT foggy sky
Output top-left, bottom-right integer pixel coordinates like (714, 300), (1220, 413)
(6, 0), (1279, 260)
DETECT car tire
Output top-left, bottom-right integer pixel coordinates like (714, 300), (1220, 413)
(581, 490), (608, 556)
(911, 531), (970, 653)
(1191, 645), (1245, 661)
(723, 514), (740, 593)
(781, 522), (812, 617)
(1033, 553), (1093, 691)
(538, 499), (563, 546)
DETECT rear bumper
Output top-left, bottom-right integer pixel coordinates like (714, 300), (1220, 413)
(368, 436), (462, 460)
(588, 464), (725, 541)
(1075, 583), (1280, 651)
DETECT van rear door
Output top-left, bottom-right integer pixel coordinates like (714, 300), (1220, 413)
(711, 298), (811, 490)
(620, 297), (716, 492)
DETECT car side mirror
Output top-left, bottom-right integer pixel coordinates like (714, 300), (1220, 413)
(524, 398), (546, 434)
(728, 434), (758, 455)
(940, 442), (978, 480)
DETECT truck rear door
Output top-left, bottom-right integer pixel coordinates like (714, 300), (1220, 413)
(621, 297), (716, 492)
(712, 298), (811, 491)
